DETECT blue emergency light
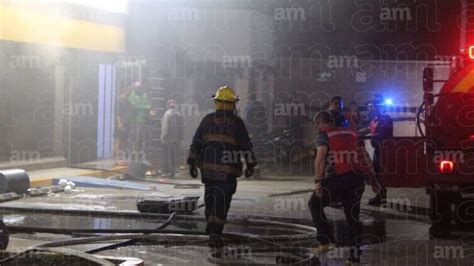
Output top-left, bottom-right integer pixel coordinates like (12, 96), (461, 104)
(383, 98), (394, 106)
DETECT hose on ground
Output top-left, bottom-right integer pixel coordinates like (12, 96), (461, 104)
(38, 233), (209, 248)
(207, 247), (317, 266)
(0, 247), (115, 265)
(34, 235), (317, 265)
(12, 225), (315, 245)
(37, 231), (313, 252)
(3, 207), (318, 264)
(85, 212), (177, 254)
(19, 215), (315, 249)
(0, 206), (315, 236)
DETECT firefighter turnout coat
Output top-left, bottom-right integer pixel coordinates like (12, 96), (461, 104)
(187, 110), (256, 182)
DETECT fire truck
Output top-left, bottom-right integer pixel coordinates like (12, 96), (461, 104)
(378, 47), (474, 236)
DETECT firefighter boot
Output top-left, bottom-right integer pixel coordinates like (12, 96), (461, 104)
(207, 217), (225, 249)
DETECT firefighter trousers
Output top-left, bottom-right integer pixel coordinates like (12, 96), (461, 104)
(204, 180), (237, 236)
(308, 173), (365, 246)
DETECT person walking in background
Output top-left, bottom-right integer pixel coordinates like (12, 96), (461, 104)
(367, 94), (394, 206)
(328, 96), (348, 128)
(327, 96), (351, 208)
(160, 99), (184, 178)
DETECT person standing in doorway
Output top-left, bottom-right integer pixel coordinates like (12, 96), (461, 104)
(114, 88), (132, 166)
(160, 99), (184, 178)
(128, 81), (151, 157)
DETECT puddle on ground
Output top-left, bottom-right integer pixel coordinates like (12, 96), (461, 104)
(0, 210), (430, 243)
(0, 210), (435, 265)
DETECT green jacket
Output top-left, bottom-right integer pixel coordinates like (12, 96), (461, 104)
(128, 91), (151, 123)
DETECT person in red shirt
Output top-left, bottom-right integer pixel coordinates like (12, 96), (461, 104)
(309, 110), (377, 263)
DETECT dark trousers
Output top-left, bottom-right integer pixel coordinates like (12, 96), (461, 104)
(204, 181), (237, 236)
(162, 141), (179, 178)
(308, 173), (365, 246)
(373, 146), (387, 198)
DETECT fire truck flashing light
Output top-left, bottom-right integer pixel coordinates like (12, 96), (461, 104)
(439, 160), (454, 174)
(469, 46), (474, 59)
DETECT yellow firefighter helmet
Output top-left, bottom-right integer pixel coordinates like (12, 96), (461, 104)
(212, 86), (239, 103)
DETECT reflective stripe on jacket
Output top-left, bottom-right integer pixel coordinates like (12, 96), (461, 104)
(187, 110), (256, 182)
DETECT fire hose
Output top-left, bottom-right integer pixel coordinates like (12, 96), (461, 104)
(84, 212), (177, 254)
(0, 203), (318, 263)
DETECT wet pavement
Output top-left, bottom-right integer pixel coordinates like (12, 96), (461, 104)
(1, 171), (474, 264)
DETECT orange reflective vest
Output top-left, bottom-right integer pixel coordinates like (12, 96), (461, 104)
(325, 128), (371, 176)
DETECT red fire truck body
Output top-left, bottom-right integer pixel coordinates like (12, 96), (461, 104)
(378, 49), (474, 233)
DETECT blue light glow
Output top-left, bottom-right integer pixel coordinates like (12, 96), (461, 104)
(384, 98), (394, 106)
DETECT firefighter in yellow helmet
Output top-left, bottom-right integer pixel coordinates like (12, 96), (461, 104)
(187, 86), (256, 248)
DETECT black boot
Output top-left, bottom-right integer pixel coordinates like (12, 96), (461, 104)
(207, 220), (225, 249)
(208, 234), (225, 249)
(346, 247), (362, 264)
(368, 189), (387, 206)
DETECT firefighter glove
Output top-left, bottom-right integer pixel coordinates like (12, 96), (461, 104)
(244, 164), (255, 178)
(189, 165), (198, 179)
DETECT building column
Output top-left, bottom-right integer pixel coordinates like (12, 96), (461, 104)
(54, 64), (65, 157)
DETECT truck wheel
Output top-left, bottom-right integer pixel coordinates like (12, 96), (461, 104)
(454, 199), (474, 228)
(429, 191), (453, 238)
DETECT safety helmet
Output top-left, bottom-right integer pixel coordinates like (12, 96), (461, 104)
(212, 86), (239, 103)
